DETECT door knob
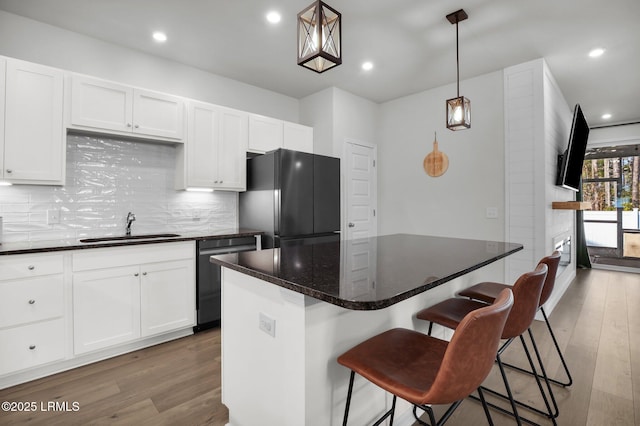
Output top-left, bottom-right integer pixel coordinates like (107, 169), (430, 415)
(348, 222), (355, 228)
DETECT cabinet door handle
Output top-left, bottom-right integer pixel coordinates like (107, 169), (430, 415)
(142, 272), (147, 276)
(134, 124), (140, 129)
(28, 299), (36, 305)
(348, 222), (355, 228)
(127, 123), (132, 128)
(29, 345), (36, 350)
(28, 265), (35, 270)
(134, 273), (139, 277)
(6, 169), (12, 174)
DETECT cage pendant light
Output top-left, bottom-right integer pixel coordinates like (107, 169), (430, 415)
(446, 9), (470, 130)
(297, 1), (342, 73)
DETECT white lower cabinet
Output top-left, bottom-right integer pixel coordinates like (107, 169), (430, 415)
(0, 253), (65, 376)
(73, 266), (141, 354)
(141, 260), (195, 337)
(0, 319), (65, 376)
(72, 242), (195, 356)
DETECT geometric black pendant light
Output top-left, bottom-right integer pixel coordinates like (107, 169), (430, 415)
(297, 1), (342, 73)
(446, 9), (471, 130)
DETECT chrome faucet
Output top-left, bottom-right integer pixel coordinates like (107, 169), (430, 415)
(125, 212), (136, 236)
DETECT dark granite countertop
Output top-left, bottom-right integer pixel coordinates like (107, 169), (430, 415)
(210, 233), (523, 310)
(0, 229), (263, 255)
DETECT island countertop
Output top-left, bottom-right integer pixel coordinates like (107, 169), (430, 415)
(210, 233), (523, 310)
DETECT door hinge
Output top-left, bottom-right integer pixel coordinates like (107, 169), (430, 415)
(373, 209), (376, 217)
(373, 159), (376, 167)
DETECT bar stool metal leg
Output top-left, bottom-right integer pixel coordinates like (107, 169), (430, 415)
(540, 306), (573, 386)
(342, 371), (355, 426)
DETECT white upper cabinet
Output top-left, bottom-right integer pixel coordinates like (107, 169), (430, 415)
(216, 108), (248, 190)
(178, 101), (247, 191)
(185, 102), (219, 188)
(70, 75), (185, 142)
(133, 89), (185, 140)
(70, 76), (132, 133)
(248, 113), (313, 154)
(283, 121), (314, 154)
(248, 114), (283, 153)
(2, 58), (65, 185)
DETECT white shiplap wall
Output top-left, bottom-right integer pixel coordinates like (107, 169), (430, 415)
(504, 63), (542, 282)
(504, 59), (576, 311)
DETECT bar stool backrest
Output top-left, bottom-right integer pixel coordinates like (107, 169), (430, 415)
(538, 251), (562, 307)
(502, 264), (548, 339)
(422, 289), (513, 405)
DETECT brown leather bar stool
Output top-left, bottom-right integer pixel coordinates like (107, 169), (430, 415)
(458, 251), (571, 387)
(337, 289), (514, 426)
(416, 264), (554, 426)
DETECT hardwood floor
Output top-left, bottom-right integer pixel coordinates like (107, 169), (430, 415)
(0, 268), (637, 425)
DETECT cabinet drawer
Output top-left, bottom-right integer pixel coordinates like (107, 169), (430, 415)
(0, 319), (65, 375)
(72, 241), (194, 271)
(0, 253), (64, 280)
(0, 275), (64, 329)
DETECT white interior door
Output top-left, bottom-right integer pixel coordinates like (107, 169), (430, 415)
(344, 140), (377, 241)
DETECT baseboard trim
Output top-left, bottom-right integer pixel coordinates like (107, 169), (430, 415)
(0, 328), (193, 390)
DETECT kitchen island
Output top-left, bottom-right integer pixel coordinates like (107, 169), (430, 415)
(210, 234), (522, 426)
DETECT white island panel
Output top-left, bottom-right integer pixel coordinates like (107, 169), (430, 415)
(221, 260), (504, 426)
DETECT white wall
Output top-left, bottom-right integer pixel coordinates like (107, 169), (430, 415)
(0, 10), (299, 122)
(377, 71), (506, 241)
(300, 87), (379, 158)
(333, 88), (379, 152)
(299, 88), (334, 157)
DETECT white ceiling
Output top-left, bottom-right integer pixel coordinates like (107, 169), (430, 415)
(1, 0), (638, 127)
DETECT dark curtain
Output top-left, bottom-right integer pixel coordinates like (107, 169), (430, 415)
(576, 184), (592, 268)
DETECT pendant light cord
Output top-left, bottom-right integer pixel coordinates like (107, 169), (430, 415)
(456, 20), (460, 97)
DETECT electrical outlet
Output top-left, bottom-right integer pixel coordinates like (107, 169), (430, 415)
(486, 207), (498, 219)
(47, 209), (61, 224)
(259, 312), (276, 337)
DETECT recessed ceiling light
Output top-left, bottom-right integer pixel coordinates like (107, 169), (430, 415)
(588, 47), (605, 58)
(266, 11), (281, 24)
(362, 61), (374, 71)
(601, 113), (612, 120)
(153, 31), (167, 42)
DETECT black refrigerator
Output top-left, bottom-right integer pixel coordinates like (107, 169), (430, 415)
(240, 149), (340, 248)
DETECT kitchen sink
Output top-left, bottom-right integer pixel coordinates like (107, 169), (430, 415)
(79, 233), (181, 243)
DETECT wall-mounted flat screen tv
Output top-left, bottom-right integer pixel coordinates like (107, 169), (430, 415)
(556, 104), (590, 192)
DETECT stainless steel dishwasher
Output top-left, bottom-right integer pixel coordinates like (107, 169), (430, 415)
(195, 236), (257, 331)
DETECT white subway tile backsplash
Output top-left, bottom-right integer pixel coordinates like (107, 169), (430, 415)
(0, 134), (238, 242)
